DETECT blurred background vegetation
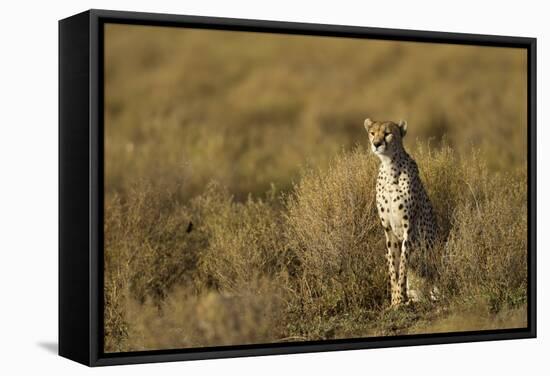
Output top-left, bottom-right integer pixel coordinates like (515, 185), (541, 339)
(104, 24), (528, 352)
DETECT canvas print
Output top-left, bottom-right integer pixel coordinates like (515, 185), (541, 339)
(103, 23), (528, 353)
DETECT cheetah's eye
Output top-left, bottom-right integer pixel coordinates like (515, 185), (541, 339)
(369, 132), (375, 136)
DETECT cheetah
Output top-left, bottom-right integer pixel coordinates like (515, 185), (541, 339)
(364, 118), (438, 308)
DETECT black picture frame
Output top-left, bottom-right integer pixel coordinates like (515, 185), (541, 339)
(59, 8), (537, 367)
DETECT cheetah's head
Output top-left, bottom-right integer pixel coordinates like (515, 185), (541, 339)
(364, 118), (407, 157)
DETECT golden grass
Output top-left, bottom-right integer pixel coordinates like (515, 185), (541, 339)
(103, 24), (528, 352)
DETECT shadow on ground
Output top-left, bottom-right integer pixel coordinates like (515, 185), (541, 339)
(37, 342), (58, 354)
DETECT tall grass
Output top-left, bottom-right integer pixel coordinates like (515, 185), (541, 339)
(104, 145), (527, 351)
(283, 150), (387, 338)
(103, 24), (528, 352)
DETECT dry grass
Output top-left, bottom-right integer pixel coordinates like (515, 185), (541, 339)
(103, 24), (528, 352)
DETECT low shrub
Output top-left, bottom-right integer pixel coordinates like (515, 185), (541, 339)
(104, 145), (527, 351)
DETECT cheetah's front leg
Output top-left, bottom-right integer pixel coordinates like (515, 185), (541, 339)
(396, 236), (410, 305)
(384, 229), (402, 307)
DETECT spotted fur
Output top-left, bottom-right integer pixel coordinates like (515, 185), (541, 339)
(364, 118), (437, 307)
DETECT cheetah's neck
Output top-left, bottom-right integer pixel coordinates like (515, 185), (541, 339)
(376, 148), (409, 170)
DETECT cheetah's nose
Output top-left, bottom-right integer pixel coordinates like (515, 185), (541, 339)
(373, 141), (383, 148)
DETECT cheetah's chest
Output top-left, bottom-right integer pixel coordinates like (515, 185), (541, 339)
(376, 168), (412, 240)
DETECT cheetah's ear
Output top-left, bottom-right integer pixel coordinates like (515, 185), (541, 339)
(364, 118), (374, 131)
(398, 120), (408, 137)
